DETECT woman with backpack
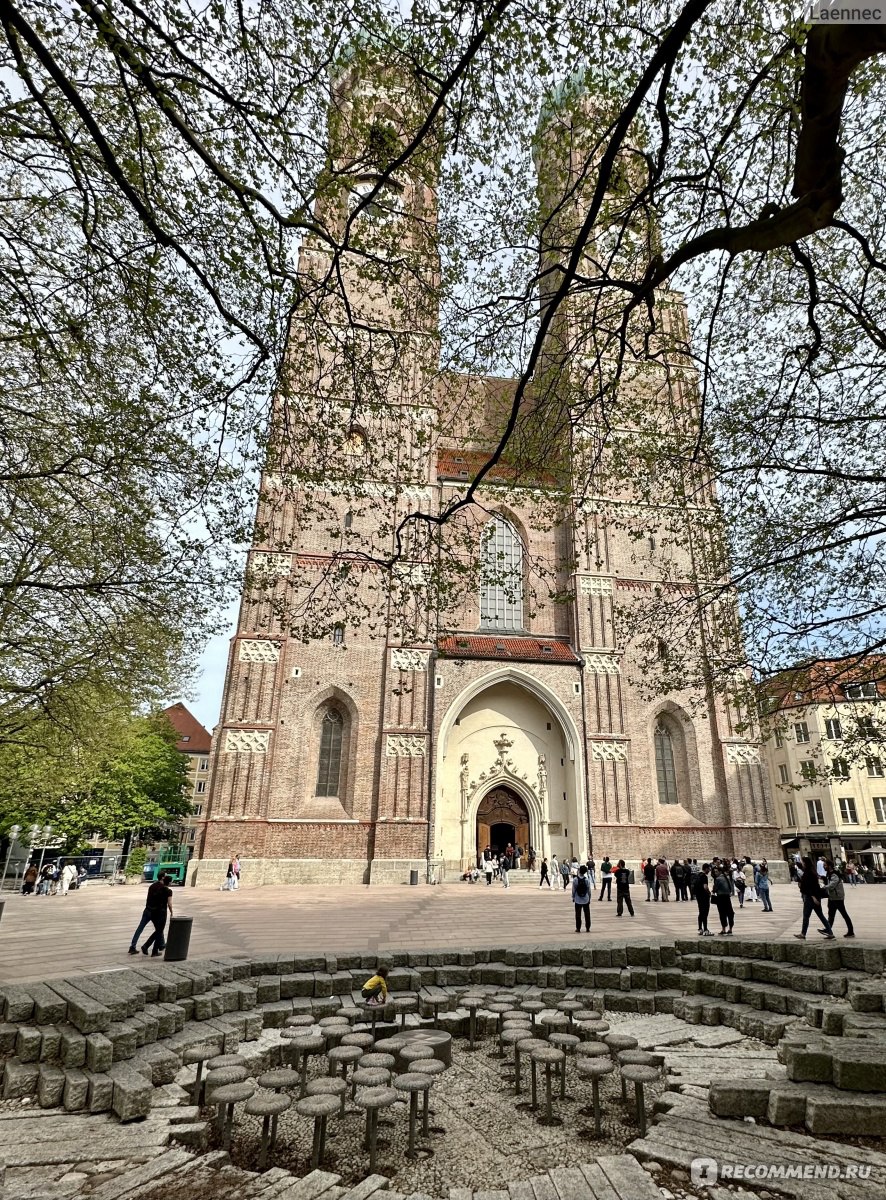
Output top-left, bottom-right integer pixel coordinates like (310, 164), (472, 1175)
(572, 864), (592, 931)
(794, 855), (835, 939)
(711, 867), (735, 934)
(695, 864), (713, 935)
(732, 862), (747, 909)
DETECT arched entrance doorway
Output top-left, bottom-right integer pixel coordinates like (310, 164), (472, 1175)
(477, 786), (530, 861)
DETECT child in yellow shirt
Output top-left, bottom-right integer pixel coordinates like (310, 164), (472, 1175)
(361, 966), (389, 1006)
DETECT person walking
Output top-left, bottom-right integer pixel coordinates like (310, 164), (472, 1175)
(695, 864), (713, 935)
(598, 856), (613, 901)
(551, 853), (560, 888)
(129, 872), (173, 957)
(59, 861), (78, 896)
(743, 858), (757, 902)
(22, 863), (38, 895)
(613, 859), (634, 917)
(643, 857), (656, 901)
(231, 854), (241, 889)
(655, 858), (671, 902)
(484, 855), (494, 886)
(755, 863), (773, 911)
(587, 856), (596, 889)
(222, 856), (237, 891)
(823, 859), (854, 937)
(500, 849), (511, 889)
(712, 867), (735, 935)
(539, 857), (552, 887)
(794, 855), (835, 939)
(572, 864), (591, 932)
(559, 856), (571, 893)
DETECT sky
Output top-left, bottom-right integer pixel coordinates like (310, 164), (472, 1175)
(188, 598), (239, 732)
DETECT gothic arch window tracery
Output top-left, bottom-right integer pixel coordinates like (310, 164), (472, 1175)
(654, 719), (679, 804)
(479, 515), (524, 630)
(316, 708), (344, 797)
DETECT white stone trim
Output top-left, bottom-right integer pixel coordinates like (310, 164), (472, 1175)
(590, 740), (628, 762)
(238, 640), (281, 663)
(224, 729), (271, 753)
(726, 743), (762, 766)
(585, 653), (620, 675)
(579, 576), (613, 596)
(386, 734), (427, 757)
(391, 648), (430, 671)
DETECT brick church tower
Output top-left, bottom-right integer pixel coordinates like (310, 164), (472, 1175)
(195, 60), (781, 886)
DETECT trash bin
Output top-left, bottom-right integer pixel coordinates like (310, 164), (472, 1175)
(409, 869), (419, 886)
(628, 869), (636, 885)
(0, 900), (4, 926)
(164, 915), (193, 962)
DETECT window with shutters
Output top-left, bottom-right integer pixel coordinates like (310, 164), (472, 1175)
(315, 709), (344, 797)
(654, 720), (679, 804)
(479, 516), (523, 630)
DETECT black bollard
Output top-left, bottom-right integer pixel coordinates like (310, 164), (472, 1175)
(164, 915), (193, 962)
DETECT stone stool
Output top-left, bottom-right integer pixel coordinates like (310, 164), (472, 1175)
(603, 1034), (639, 1101)
(620, 1063), (659, 1137)
(245, 1090), (290, 1169)
(183, 1044), (217, 1106)
(516, 1038), (549, 1112)
(573, 1008), (603, 1024)
(575, 1040), (611, 1061)
(412, 1057), (446, 1135)
(501, 1027), (535, 1095)
(358, 1051), (396, 1073)
(284, 1014), (315, 1029)
(206, 1053), (246, 1073)
(394, 1072), (433, 1159)
(529, 1044), (565, 1127)
(499, 1013), (530, 1056)
(297, 1091), (339, 1168)
(212, 1079), (256, 1151)
(351, 1066), (390, 1101)
(341, 1031), (375, 1052)
(460, 995), (484, 1051)
(285, 1033), (326, 1096)
(520, 999), (545, 1030)
(400, 1044), (434, 1075)
(392, 995), (419, 1028)
(580, 1019), (610, 1038)
(354, 1084), (398, 1173)
(557, 999), (584, 1028)
(306, 1074), (348, 1120)
(337, 1006), (363, 1025)
(576, 1056), (615, 1138)
(539, 1011), (570, 1037)
(328, 1043), (362, 1084)
(425, 995), (447, 1028)
(256, 1068), (300, 1144)
(204, 1063), (249, 1128)
(374, 1034), (408, 1059)
(318, 1016), (351, 1048)
(549, 1032), (580, 1100)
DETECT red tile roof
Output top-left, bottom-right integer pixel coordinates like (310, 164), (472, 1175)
(162, 703), (212, 754)
(436, 450), (560, 488)
(438, 635), (579, 664)
(765, 656), (886, 710)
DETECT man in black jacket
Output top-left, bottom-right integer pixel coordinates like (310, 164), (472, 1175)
(613, 860), (634, 917)
(128, 873), (173, 957)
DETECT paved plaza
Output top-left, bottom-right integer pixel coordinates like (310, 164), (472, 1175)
(1, 876), (883, 985)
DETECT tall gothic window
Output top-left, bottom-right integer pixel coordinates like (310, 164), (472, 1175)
(479, 516), (523, 630)
(654, 720), (679, 804)
(316, 709), (344, 796)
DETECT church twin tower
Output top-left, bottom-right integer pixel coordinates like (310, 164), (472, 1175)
(195, 56), (780, 884)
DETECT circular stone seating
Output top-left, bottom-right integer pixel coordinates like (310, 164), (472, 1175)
(384, 1027), (453, 1067)
(575, 1040), (611, 1060)
(306, 1075), (348, 1119)
(576, 1055), (615, 1138)
(341, 1031), (375, 1052)
(284, 1014), (315, 1029)
(204, 1065), (248, 1101)
(354, 1085), (398, 1173)
(206, 1053), (246, 1072)
(393, 1071), (434, 1159)
(212, 1079), (256, 1150)
(619, 1062), (660, 1137)
(327, 1044), (363, 1080)
(297, 1091), (339, 1169)
(411, 1057), (447, 1135)
(284, 1033), (326, 1094)
(529, 1044), (565, 1127)
(557, 999), (584, 1027)
(245, 1090), (291, 1169)
(391, 995), (419, 1027)
(351, 1066), (391, 1092)
(257, 1068), (300, 1092)
(183, 1044), (218, 1105)
(358, 1052), (396, 1072)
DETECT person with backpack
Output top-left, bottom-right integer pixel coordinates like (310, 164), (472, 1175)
(732, 862), (747, 908)
(755, 862), (773, 912)
(822, 858), (854, 938)
(794, 855), (835, 939)
(613, 859), (634, 917)
(598, 856), (613, 901)
(643, 857), (656, 901)
(586, 856), (596, 889)
(711, 867), (735, 934)
(483, 854), (494, 886)
(572, 864), (592, 931)
(500, 849), (512, 889)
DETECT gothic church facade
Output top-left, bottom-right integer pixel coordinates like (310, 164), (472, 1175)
(194, 61), (781, 886)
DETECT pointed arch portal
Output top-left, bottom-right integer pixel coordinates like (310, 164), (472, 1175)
(476, 785), (531, 862)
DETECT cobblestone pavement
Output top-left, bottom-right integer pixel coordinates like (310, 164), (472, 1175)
(1, 877), (882, 984)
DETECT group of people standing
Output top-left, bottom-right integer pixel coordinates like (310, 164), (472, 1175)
(20, 860), (82, 896)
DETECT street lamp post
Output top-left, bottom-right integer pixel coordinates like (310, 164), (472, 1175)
(1, 824), (21, 892)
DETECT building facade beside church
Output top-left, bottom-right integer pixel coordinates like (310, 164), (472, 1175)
(193, 58), (781, 886)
